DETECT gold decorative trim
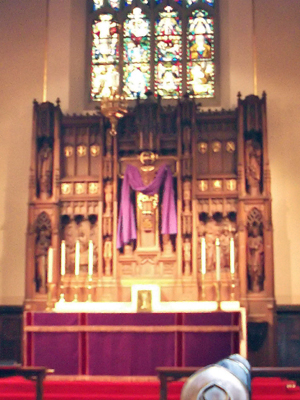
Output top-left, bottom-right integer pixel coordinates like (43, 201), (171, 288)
(88, 182), (99, 194)
(137, 193), (158, 211)
(77, 145), (87, 157)
(139, 151), (157, 165)
(75, 183), (85, 195)
(90, 144), (100, 157)
(24, 325), (239, 333)
(226, 141), (236, 153)
(141, 165), (155, 172)
(64, 146), (73, 158)
(212, 141), (221, 153)
(198, 180), (208, 192)
(61, 183), (72, 195)
(42, 0), (49, 102)
(197, 142), (208, 154)
(212, 180), (222, 190)
(252, 0), (257, 95)
(226, 179), (237, 191)
(46, 374), (159, 382)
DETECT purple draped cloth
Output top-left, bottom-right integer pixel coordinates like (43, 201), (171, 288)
(117, 164), (177, 249)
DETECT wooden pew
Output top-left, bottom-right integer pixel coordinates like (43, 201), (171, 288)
(0, 366), (52, 400)
(156, 366), (300, 400)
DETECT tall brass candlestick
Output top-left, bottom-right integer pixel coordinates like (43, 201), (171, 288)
(87, 275), (93, 302)
(215, 238), (221, 281)
(61, 240), (66, 276)
(75, 240), (80, 276)
(201, 236), (206, 275)
(88, 240), (93, 277)
(47, 247), (53, 283)
(215, 280), (221, 310)
(201, 272), (206, 300)
(230, 273), (236, 301)
(230, 237), (235, 274)
(73, 276), (79, 302)
(46, 283), (55, 311)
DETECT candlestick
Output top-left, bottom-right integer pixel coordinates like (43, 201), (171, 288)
(61, 240), (66, 276)
(75, 240), (80, 276)
(230, 237), (235, 274)
(215, 238), (221, 281)
(201, 237), (206, 275)
(47, 247), (53, 283)
(88, 240), (93, 277)
(149, 131), (153, 149)
(46, 283), (55, 311)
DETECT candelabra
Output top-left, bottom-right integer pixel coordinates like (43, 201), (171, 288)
(100, 93), (127, 136)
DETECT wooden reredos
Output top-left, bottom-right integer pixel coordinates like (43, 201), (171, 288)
(25, 93), (275, 361)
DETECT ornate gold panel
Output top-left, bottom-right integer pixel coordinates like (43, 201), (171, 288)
(61, 183), (72, 195)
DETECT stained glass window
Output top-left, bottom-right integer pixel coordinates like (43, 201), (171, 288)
(90, 0), (217, 101)
(187, 9), (214, 97)
(91, 14), (120, 99)
(123, 7), (151, 98)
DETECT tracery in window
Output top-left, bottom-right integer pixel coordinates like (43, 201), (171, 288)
(90, 0), (217, 101)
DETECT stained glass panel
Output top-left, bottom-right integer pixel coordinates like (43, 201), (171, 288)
(92, 15), (119, 64)
(123, 65), (150, 98)
(91, 64), (120, 99)
(91, 14), (120, 99)
(188, 10), (213, 60)
(93, 0), (104, 10)
(155, 6), (182, 98)
(156, 62), (182, 98)
(108, 0), (120, 10)
(203, 0), (214, 6)
(187, 9), (214, 97)
(123, 7), (150, 98)
(187, 61), (214, 97)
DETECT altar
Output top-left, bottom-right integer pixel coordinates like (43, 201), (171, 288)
(23, 303), (246, 377)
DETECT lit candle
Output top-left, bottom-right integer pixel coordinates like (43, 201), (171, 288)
(88, 240), (93, 277)
(201, 236), (206, 275)
(230, 237), (235, 274)
(61, 240), (66, 276)
(47, 247), (53, 283)
(215, 238), (221, 281)
(75, 240), (80, 276)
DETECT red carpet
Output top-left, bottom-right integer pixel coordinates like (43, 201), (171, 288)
(0, 377), (299, 400)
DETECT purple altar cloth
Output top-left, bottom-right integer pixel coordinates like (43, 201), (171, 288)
(117, 164), (177, 248)
(24, 311), (241, 376)
(32, 313), (80, 375)
(87, 313), (177, 375)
